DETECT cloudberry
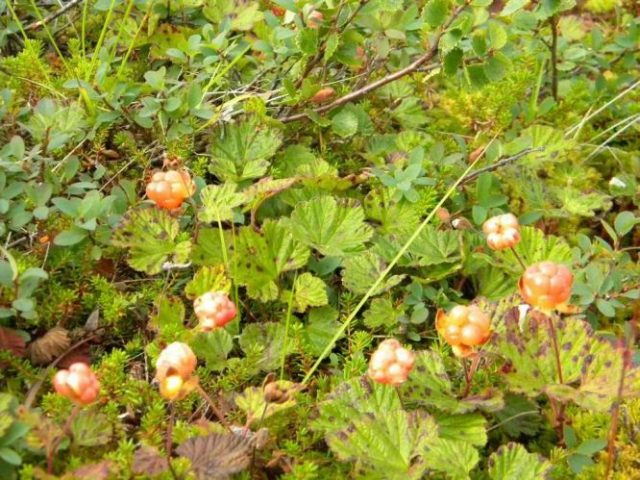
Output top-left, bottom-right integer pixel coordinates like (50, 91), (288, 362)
(436, 305), (491, 357)
(482, 213), (521, 250)
(155, 342), (198, 400)
(53, 363), (100, 405)
(519, 261), (573, 311)
(194, 292), (237, 331)
(146, 170), (195, 210)
(368, 339), (415, 386)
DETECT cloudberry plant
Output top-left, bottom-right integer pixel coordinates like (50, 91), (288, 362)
(193, 291), (237, 331)
(145, 170), (195, 210)
(519, 261), (574, 312)
(482, 213), (521, 250)
(52, 363), (100, 405)
(367, 339), (415, 386)
(436, 305), (491, 357)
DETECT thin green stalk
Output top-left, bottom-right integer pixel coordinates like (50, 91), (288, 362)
(301, 140), (497, 385)
(116, 6), (151, 81)
(5, 0), (29, 42)
(26, 0), (72, 73)
(107, 0), (136, 65)
(280, 272), (298, 380)
(81, 0), (89, 56)
(86, 0), (118, 82)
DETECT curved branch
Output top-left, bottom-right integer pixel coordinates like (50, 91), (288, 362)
(279, 1), (470, 123)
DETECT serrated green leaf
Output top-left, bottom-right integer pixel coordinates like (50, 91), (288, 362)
(404, 226), (462, 267)
(331, 110), (359, 138)
(498, 226), (572, 268)
(487, 443), (551, 479)
(239, 322), (295, 371)
(233, 220), (310, 301)
(324, 33), (340, 61)
(315, 378), (438, 479)
(191, 329), (233, 371)
(287, 196), (373, 257)
(363, 297), (403, 330)
(341, 251), (406, 296)
(112, 209), (191, 274)
(209, 121), (282, 182)
(423, 438), (479, 479)
(198, 183), (245, 223)
(291, 273), (328, 312)
(184, 266), (231, 299)
(192, 227), (232, 267)
(435, 413), (487, 447)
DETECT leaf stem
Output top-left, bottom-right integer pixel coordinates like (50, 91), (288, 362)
(546, 312), (566, 444)
(47, 404), (81, 474)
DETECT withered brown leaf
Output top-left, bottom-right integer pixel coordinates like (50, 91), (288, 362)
(29, 326), (71, 365)
(176, 433), (251, 480)
(132, 446), (169, 476)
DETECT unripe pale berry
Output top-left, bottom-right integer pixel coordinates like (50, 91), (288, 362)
(155, 342), (198, 400)
(146, 170), (195, 210)
(53, 363), (100, 405)
(519, 261), (573, 311)
(482, 213), (521, 250)
(367, 339), (415, 386)
(436, 305), (491, 357)
(193, 291), (237, 331)
(307, 10), (324, 28)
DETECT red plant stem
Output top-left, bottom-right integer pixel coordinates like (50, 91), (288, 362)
(166, 402), (175, 457)
(546, 313), (566, 444)
(461, 355), (481, 398)
(196, 384), (232, 431)
(47, 404), (81, 474)
(510, 247), (527, 270)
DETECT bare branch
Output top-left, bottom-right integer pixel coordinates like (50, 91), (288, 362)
(25, 0), (83, 31)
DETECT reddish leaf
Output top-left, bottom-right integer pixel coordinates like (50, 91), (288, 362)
(0, 327), (26, 357)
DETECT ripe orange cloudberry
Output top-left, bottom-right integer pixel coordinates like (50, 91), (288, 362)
(155, 342), (198, 401)
(53, 363), (100, 405)
(482, 213), (521, 250)
(368, 339), (415, 386)
(146, 170), (195, 210)
(436, 305), (491, 357)
(519, 261), (573, 312)
(194, 292), (237, 331)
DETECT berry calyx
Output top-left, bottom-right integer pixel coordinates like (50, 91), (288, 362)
(519, 261), (573, 312)
(482, 213), (521, 250)
(436, 305), (491, 357)
(53, 363), (100, 405)
(368, 339), (415, 386)
(193, 291), (237, 331)
(146, 170), (195, 210)
(155, 342), (198, 400)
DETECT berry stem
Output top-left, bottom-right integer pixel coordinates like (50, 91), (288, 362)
(546, 312), (566, 445)
(47, 404), (81, 474)
(510, 247), (527, 270)
(461, 355), (481, 398)
(166, 401), (175, 457)
(196, 384), (232, 431)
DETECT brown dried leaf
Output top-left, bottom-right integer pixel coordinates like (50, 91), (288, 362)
(0, 327), (26, 357)
(72, 460), (113, 479)
(176, 433), (251, 480)
(29, 327), (71, 365)
(133, 446), (168, 476)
